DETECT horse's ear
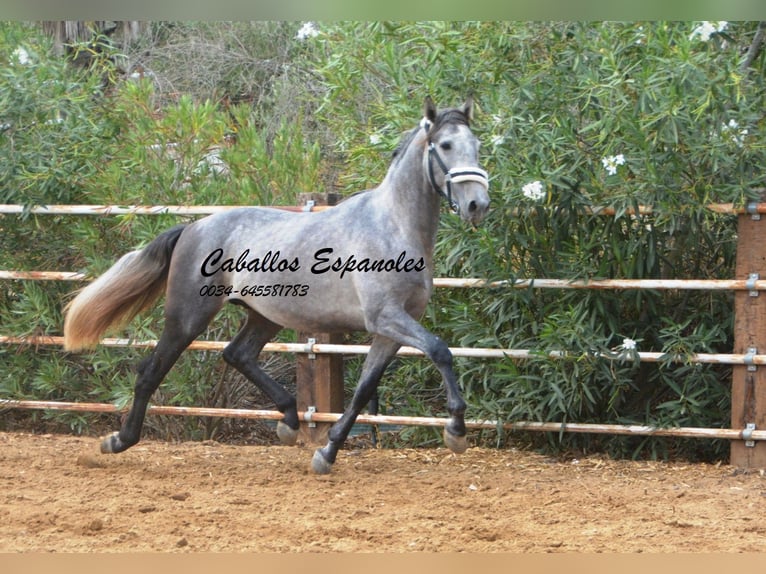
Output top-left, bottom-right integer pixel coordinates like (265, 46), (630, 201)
(424, 96), (437, 123)
(462, 96), (474, 123)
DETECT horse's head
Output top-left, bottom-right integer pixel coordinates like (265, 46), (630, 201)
(422, 96), (490, 226)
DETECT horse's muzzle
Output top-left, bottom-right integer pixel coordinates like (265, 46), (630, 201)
(463, 193), (490, 226)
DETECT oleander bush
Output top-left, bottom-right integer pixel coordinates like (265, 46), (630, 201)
(308, 22), (765, 460)
(1, 21), (764, 461)
(0, 22), (319, 439)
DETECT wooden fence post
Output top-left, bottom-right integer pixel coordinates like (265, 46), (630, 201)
(295, 192), (344, 444)
(296, 332), (345, 444)
(731, 202), (766, 469)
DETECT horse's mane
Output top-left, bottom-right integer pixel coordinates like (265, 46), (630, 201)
(340, 105), (471, 203)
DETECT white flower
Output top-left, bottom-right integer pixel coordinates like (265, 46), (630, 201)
(635, 26), (646, 45)
(12, 46), (30, 65)
(611, 337), (639, 362)
(690, 21), (728, 42)
(296, 22), (320, 40)
(369, 133), (382, 146)
(490, 134), (505, 148)
(601, 154), (626, 176)
(721, 119), (748, 147)
(194, 148), (229, 177)
(621, 338), (637, 351)
(522, 180), (545, 201)
(128, 68), (155, 81)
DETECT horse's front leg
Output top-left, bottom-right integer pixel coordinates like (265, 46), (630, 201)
(375, 310), (468, 455)
(311, 336), (400, 474)
(418, 332), (468, 454)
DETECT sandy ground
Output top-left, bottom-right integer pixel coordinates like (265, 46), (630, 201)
(1, 431), (765, 553)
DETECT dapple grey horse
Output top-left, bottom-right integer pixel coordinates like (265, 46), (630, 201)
(64, 96), (490, 474)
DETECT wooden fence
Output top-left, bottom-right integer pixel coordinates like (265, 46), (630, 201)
(1, 198), (765, 469)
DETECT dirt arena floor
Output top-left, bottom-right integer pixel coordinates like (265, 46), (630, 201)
(1, 431), (765, 553)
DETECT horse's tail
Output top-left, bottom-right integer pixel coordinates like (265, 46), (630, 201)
(63, 224), (186, 352)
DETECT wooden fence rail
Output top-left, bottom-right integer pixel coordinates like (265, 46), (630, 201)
(2, 201), (766, 216)
(3, 399), (766, 443)
(1, 335), (766, 367)
(4, 270), (766, 292)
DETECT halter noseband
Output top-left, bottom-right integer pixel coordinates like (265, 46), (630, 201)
(422, 118), (489, 214)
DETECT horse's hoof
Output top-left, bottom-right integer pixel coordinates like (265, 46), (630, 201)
(276, 421), (298, 446)
(100, 432), (120, 454)
(311, 449), (333, 475)
(443, 428), (468, 454)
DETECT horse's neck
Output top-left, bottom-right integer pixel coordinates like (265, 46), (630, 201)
(378, 140), (441, 256)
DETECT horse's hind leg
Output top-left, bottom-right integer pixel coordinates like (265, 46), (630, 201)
(312, 335), (400, 474)
(101, 301), (220, 454)
(222, 309), (299, 445)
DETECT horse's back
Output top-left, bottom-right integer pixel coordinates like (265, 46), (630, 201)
(164, 191), (431, 332)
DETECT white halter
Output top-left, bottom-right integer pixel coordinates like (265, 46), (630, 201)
(422, 116), (490, 213)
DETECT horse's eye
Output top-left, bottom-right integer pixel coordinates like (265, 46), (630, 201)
(440, 141), (452, 151)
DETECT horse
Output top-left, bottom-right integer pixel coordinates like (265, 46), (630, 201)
(63, 96), (490, 474)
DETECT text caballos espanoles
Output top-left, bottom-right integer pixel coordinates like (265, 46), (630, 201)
(200, 247), (425, 280)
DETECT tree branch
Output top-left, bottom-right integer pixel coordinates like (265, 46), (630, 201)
(740, 21), (766, 74)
